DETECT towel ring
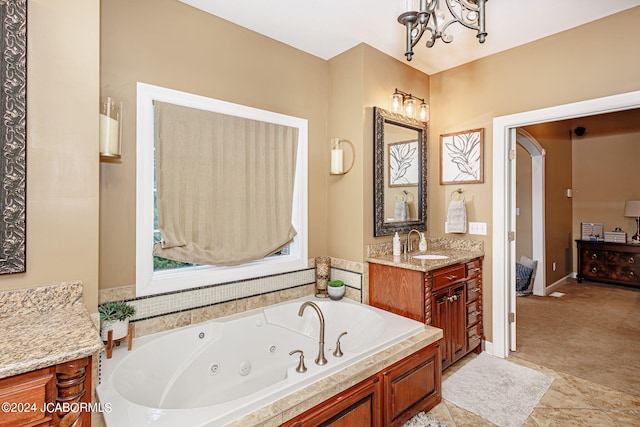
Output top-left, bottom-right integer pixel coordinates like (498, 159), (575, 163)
(450, 188), (464, 201)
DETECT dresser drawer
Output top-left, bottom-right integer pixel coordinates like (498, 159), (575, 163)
(432, 264), (466, 290)
(466, 299), (482, 325)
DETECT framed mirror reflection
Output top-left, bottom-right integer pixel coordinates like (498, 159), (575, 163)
(373, 107), (427, 237)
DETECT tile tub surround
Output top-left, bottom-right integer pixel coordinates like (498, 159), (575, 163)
(367, 237), (484, 273)
(0, 281), (104, 379)
(99, 258), (364, 339)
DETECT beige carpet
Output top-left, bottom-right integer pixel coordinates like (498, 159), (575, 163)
(514, 279), (640, 397)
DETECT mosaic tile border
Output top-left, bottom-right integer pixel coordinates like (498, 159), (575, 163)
(98, 259), (365, 338)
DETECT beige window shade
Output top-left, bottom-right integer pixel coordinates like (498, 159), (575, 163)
(153, 101), (298, 266)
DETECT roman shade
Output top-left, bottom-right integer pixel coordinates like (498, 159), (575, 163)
(153, 101), (298, 266)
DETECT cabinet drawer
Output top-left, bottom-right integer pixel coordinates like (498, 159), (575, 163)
(466, 299), (481, 326)
(466, 279), (481, 303)
(467, 324), (482, 351)
(432, 265), (466, 290)
(466, 260), (481, 278)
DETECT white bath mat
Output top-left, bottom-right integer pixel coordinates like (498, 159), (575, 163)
(402, 412), (449, 427)
(442, 353), (553, 427)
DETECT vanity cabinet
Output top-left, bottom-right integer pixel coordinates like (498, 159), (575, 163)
(280, 341), (441, 427)
(0, 357), (93, 427)
(576, 240), (640, 288)
(369, 257), (483, 369)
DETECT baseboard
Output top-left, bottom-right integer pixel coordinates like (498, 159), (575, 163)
(544, 274), (572, 295)
(482, 340), (494, 356)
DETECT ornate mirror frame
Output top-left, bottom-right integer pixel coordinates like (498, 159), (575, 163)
(0, 0), (27, 274)
(373, 106), (427, 237)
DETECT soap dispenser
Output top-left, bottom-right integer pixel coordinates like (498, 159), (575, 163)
(418, 232), (427, 252)
(393, 232), (401, 256)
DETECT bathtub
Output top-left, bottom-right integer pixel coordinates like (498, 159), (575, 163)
(97, 295), (426, 427)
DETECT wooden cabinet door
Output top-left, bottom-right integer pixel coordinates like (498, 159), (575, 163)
(281, 375), (381, 427)
(431, 288), (451, 367)
(449, 283), (467, 365)
(382, 343), (442, 427)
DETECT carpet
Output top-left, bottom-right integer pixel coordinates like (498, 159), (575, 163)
(442, 352), (553, 427)
(402, 412), (449, 427)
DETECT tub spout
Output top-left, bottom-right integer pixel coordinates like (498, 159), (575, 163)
(298, 301), (327, 365)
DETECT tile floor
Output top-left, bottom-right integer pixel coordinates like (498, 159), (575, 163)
(427, 353), (640, 427)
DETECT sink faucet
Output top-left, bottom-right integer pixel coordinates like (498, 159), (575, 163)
(298, 301), (327, 365)
(407, 229), (421, 252)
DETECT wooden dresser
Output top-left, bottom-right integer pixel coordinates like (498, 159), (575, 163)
(576, 240), (640, 288)
(369, 257), (483, 370)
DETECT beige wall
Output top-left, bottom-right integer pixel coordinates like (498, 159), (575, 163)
(523, 122), (573, 285)
(515, 144), (533, 260)
(327, 44), (429, 262)
(100, 0), (330, 289)
(429, 7), (640, 340)
(572, 127), (640, 258)
(0, 0), (100, 311)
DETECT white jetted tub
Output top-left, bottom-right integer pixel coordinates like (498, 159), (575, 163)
(97, 295), (425, 426)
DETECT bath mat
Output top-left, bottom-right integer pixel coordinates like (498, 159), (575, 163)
(402, 412), (449, 427)
(442, 352), (553, 427)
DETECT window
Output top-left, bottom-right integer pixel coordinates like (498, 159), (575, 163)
(136, 83), (308, 296)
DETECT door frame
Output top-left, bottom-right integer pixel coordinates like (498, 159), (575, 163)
(491, 90), (640, 359)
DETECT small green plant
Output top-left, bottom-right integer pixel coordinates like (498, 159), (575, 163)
(328, 280), (344, 288)
(99, 301), (136, 322)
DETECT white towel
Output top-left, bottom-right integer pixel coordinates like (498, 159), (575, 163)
(447, 199), (467, 233)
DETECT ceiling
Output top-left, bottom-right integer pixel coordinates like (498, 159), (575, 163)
(178, 0), (640, 75)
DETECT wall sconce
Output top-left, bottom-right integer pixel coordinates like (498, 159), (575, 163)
(99, 97), (123, 160)
(330, 138), (355, 175)
(389, 88), (429, 122)
(624, 200), (640, 243)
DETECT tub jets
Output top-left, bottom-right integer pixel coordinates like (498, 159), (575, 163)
(297, 301), (327, 365)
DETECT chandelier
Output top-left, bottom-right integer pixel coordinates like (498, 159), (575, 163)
(398, 0), (487, 61)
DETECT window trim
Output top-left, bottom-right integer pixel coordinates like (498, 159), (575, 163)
(136, 82), (308, 296)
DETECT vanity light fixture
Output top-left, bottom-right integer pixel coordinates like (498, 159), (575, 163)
(624, 200), (640, 243)
(398, 0), (487, 61)
(330, 138), (356, 175)
(99, 97), (123, 160)
(389, 89), (429, 122)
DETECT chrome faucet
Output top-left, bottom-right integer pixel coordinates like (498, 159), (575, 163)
(407, 229), (421, 252)
(298, 301), (327, 365)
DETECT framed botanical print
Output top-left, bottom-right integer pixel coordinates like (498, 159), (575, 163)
(440, 128), (484, 184)
(388, 139), (419, 187)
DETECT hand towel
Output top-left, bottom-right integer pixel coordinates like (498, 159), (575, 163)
(447, 199), (467, 233)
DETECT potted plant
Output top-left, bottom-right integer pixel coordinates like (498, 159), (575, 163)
(99, 301), (136, 341)
(327, 280), (345, 300)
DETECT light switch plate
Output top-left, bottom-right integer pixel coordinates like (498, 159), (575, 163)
(469, 222), (487, 235)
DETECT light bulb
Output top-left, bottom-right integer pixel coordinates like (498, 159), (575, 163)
(390, 93), (404, 113)
(404, 98), (416, 118)
(419, 103), (429, 122)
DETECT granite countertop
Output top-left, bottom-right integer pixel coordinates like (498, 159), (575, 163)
(0, 281), (104, 379)
(227, 325), (443, 426)
(367, 236), (485, 273)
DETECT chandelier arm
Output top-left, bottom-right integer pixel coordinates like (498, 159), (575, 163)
(444, 0), (481, 31)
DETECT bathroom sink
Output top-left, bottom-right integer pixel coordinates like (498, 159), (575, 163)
(412, 254), (449, 260)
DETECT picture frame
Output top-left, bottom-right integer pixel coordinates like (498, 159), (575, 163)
(388, 139), (419, 187)
(440, 128), (484, 184)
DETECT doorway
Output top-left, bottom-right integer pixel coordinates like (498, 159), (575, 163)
(490, 89), (640, 359)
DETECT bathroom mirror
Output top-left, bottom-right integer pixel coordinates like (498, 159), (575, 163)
(373, 107), (427, 237)
(0, 0), (27, 274)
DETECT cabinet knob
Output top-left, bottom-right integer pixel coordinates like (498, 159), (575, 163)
(630, 271), (635, 277)
(591, 267), (598, 274)
(591, 253), (598, 260)
(629, 257), (635, 264)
